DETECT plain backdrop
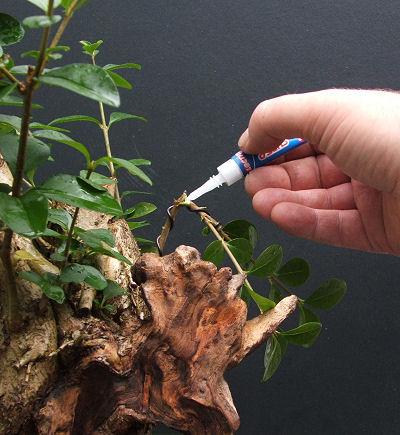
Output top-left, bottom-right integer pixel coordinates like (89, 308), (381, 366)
(3, 1), (400, 434)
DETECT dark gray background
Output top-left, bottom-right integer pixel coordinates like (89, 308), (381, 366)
(3, 1), (400, 434)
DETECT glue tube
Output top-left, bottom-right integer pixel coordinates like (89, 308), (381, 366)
(187, 138), (307, 201)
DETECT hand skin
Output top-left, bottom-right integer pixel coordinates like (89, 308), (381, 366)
(238, 89), (400, 255)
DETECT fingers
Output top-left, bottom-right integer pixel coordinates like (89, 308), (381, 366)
(252, 184), (356, 216)
(258, 202), (373, 252)
(245, 154), (350, 196)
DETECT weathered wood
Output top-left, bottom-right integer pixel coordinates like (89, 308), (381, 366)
(36, 246), (296, 434)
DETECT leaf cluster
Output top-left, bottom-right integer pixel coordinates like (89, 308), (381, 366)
(202, 218), (346, 381)
(0, 3), (156, 311)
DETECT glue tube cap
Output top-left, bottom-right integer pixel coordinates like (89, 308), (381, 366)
(217, 158), (244, 186)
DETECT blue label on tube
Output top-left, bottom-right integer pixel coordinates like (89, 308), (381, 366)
(231, 138), (307, 175)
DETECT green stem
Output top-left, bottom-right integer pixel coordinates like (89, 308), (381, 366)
(91, 55), (120, 203)
(0, 66), (20, 85)
(202, 214), (256, 293)
(61, 167), (93, 268)
(270, 275), (294, 296)
(34, 0), (55, 78)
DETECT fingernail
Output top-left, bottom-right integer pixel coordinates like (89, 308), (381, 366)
(238, 129), (249, 149)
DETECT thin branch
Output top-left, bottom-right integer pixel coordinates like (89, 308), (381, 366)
(91, 55), (120, 203)
(0, 66), (20, 85)
(34, 0), (55, 78)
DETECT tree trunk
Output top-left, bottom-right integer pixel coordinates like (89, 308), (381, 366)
(0, 160), (297, 434)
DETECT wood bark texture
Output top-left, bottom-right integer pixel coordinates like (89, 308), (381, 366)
(0, 157), (297, 434)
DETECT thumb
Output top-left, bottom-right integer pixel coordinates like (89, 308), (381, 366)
(238, 90), (343, 155)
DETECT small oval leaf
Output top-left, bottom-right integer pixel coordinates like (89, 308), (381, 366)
(223, 219), (258, 249)
(305, 278), (347, 310)
(203, 240), (224, 267)
(22, 15), (62, 29)
(0, 13), (25, 46)
(280, 322), (322, 347)
(276, 258), (310, 286)
(226, 238), (253, 265)
(247, 244), (283, 278)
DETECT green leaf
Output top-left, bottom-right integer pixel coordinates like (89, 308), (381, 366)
(103, 63), (141, 71)
(19, 270), (42, 285)
(243, 283), (275, 312)
(91, 245), (132, 265)
(94, 156), (152, 185)
(124, 202), (157, 219)
(22, 15), (62, 29)
(27, 0), (63, 11)
(59, 263), (107, 290)
(129, 159), (151, 166)
(223, 219), (258, 249)
(280, 322), (322, 347)
(20, 270), (65, 303)
(0, 133), (50, 175)
(226, 238), (253, 264)
(135, 237), (154, 244)
(79, 170), (117, 186)
(247, 244), (283, 278)
(203, 239), (224, 267)
(139, 244), (158, 254)
(29, 122), (70, 132)
(0, 94), (43, 109)
(106, 70), (132, 89)
(0, 46), (3, 57)
(37, 174), (122, 215)
(0, 114), (21, 132)
(47, 208), (72, 230)
(100, 280), (127, 306)
(80, 39), (103, 57)
(108, 112), (147, 128)
(276, 258), (310, 286)
(268, 281), (283, 303)
(32, 129), (90, 165)
(120, 190), (151, 200)
(0, 189), (48, 237)
(76, 228), (115, 248)
(0, 13), (25, 46)
(76, 176), (106, 192)
(263, 334), (284, 382)
(305, 278), (347, 310)
(48, 114), (101, 126)
(202, 226), (211, 236)
(127, 220), (149, 230)
(0, 83), (19, 103)
(0, 183), (11, 193)
(21, 45), (70, 59)
(40, 281), (65, 303)
(50, 252), (67, 261)
(298, 304), (320, 325)
(39, 63), (120, 107)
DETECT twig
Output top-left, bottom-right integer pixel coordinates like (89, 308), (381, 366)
(34, 0), (55, 78)
(49, 0), (79, 48)
(91, 54), (120, 203)
(0, 66), (21, 86)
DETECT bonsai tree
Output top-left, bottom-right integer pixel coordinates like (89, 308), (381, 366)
(0, 2), (346, 433)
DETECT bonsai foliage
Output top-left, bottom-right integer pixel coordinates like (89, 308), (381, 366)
(0, 1), (346, 432)
(0, 1), (157, 328)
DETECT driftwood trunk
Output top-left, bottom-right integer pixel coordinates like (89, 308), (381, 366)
(0, 159), (297, 434)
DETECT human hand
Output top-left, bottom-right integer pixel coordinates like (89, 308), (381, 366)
(239, 89), (400, 255)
